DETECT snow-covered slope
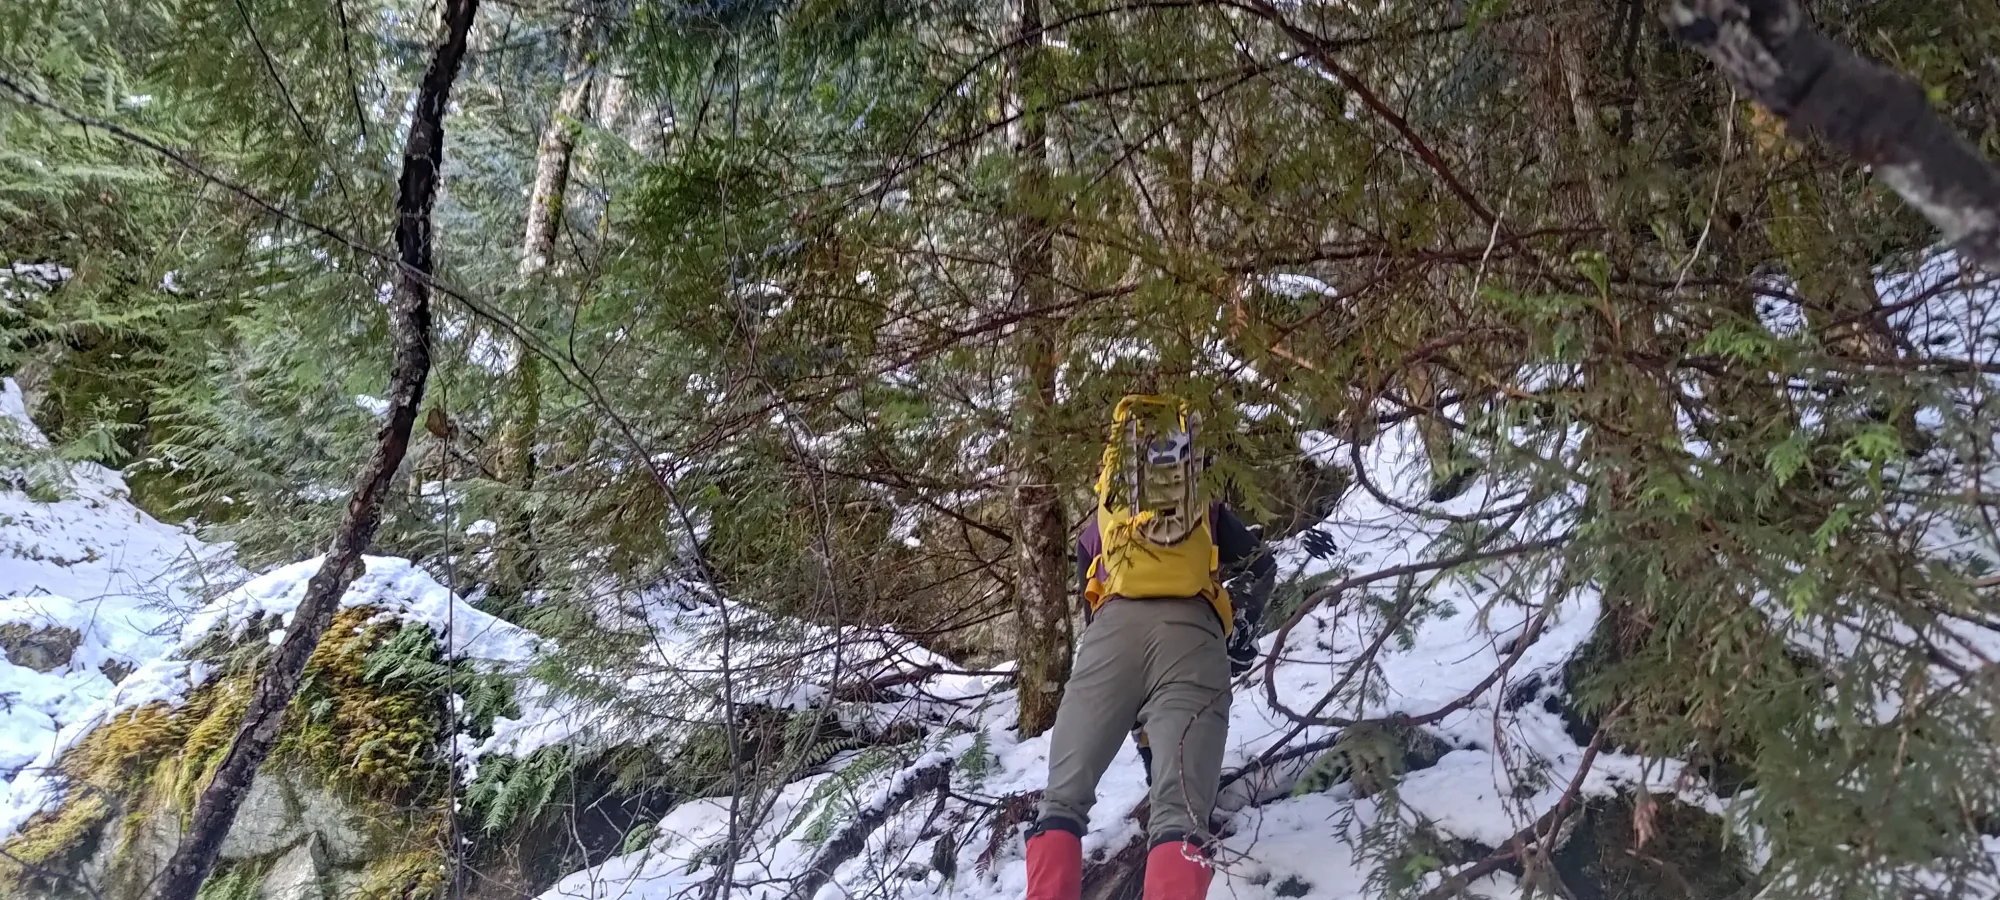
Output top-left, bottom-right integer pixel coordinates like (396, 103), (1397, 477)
(528, 425), (1697, 900)
(0, 378), (242, 786)
(0, 374), (981, 863)
(7, 349), (1994, 899)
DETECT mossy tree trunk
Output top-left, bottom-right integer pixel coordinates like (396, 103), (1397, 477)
(492, 20), (595, 615)
(1005, 0), (1072, 738)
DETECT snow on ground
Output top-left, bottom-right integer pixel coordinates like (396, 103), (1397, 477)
(468, 578), (970, 777)
(0, 553), (542, 838)
(1, 378), (242, 786)
(4, 359), (985, 840)
(0, 376), (548, 837)
(532, 422), (1672, 900)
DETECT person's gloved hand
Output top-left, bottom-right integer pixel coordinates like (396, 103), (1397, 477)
(1226, 612), (1259, 676)
(1223, 545), (1272, 677)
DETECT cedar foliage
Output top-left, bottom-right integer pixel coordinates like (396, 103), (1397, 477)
(5, 0), (2000, 897)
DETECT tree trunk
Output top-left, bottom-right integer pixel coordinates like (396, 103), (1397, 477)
(519, 34), (591, 279)
(1006, 0), (1072, 738)
(1666, 0), (2000, 273)
(493, 28), (593, 608)
(147, 2), (479, 898)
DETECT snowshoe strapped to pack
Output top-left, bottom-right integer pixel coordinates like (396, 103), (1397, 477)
(1084, 394), (1234, 633)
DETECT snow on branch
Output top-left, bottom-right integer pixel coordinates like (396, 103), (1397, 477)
(1666, 0), (2000, 272)
(786, 753), (954, 900)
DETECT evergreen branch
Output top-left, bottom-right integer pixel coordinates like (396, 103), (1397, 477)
(788, 752), (952, 900)
(0, 72), (386, 273)
(0, 67), (723, 593)
(330, 0), (371, 143)
(1418, 707), (1621, 900)
(147, 0), (481, 896)
(229, 0), (357, 213)
(1666, 0), (2000, 272)
(1239, 0), (1498, 225)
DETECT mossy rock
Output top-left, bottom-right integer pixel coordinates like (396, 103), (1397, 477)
(0, 606), (458, 900)
(1291, 723), (1454, 797)
(0, 601), (688, 900)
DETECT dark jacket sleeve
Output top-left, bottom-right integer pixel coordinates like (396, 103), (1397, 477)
(1075, 510), (1098, 623)
(1213, 504), (1275, 673)
(1075, 510), (1097, 592)
(1212, 505), (1274, 584)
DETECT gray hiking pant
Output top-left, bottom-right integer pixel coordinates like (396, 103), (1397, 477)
(1038, 597), (1232, 846)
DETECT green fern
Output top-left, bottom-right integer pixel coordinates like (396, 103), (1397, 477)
(789, 746), (903, 848)
(360, 621), (517, 739)
(619, 821), (659, 855)
(957, 729), (996, 789)
(461, 744), (579, 834)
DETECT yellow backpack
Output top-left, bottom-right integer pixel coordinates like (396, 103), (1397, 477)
(1083, 395), (1234, 633)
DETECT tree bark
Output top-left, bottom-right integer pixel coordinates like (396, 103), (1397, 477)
(147, 2), (479, 898)
(493, 26), (593, 607)
(519, 33), (592, 279)
(1666, 0), (2000, 273)
(1006, 0), (1073, 738)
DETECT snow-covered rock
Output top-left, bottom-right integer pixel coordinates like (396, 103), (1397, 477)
(1, 377), (242, 785)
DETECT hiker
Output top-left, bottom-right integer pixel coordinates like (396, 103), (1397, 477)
(1026, 395), (1275, 900)
(1130, 519), (1269, 785)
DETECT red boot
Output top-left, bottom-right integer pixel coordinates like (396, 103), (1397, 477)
(1025, 828), (1082, 900)
(1142, 841), (1212, 900)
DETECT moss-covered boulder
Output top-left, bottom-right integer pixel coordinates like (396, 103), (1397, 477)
(0, 606), (461, 900)
(0, 567), (707, 900)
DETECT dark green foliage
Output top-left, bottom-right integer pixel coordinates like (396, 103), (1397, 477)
(1548, 794), (1755, 900)
(462, 746), (579, 835)
(362, 621), (519, 740)
(6, 0), (2000, 896)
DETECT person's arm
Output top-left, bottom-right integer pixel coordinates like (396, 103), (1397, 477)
(1213, 505), (1275, 674)
(1075, 510), (1098, 625)
(1214, 507), (1274, 583)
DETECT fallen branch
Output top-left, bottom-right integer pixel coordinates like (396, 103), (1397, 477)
(1220, 732), (1343, 793)
(1666, 0), (2000, 272)
(1418, 705), (1621, 900)
(788, 754), (955, 900)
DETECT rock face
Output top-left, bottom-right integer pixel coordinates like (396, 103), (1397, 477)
(0, 623), (81, 674)
(259, 835), (334, 900)
(0, 605), (458, 900)
(17, 760), (384, 900)
(218, 774), (371, 866)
